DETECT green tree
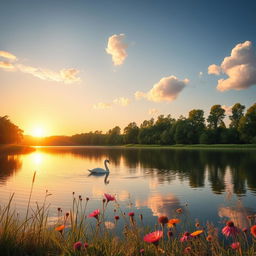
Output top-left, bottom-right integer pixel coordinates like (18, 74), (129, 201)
(0, 116), (23, 144)
(188, 109), (205, 143)
(107, 126), (123, 145)
(123, 122), (139, 144)
(239, 103), (256, 143)
(229, 103), (245, 129)
(207, 105), (225, 129)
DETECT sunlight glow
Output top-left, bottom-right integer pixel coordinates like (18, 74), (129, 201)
(31, 127), (45, 137)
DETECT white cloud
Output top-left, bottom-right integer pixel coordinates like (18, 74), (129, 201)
(208, 64), (221, 75)
(0, 50), (80, 84)
(93, 102), (112, 109)
(148, 108), (158, 116)
(221, 105), (232, 115)
(0, 61), (15, 70)
(113, 97), (130, 106)
(135, 75), (189, 102)
(208, 41), (256, 91)
(0, 51), (17, 61)
(199, 71), (203, 77)
(106, 34), (128, 66)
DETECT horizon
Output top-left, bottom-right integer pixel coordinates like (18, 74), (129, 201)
(1, 0), (256, 137)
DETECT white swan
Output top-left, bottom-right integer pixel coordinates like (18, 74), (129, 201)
(88, 159), (110, 174)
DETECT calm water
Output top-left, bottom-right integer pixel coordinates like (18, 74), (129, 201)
(0, 146), (256, 229)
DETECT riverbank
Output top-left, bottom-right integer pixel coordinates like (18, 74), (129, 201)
(124, 144), (256, 150)
(0, 144), (35, 154)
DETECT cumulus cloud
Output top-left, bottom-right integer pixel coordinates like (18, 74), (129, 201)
(135, 75), (189, 102)
(208, 64), (221, 75)
(113, 97), (130, 106)
(148, 108), (158, 116)
(93, 102), (112, 109)
(0, 51), (17, 61)
(0, 50), (80, 84)
(106, 34), (128, 66)
(221, 105), (232, 115)
(208, 41), (256, 91)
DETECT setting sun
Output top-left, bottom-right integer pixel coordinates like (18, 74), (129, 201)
(31, 127), (45, 137)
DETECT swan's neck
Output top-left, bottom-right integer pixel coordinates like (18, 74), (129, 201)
(104, 160), (110, 172)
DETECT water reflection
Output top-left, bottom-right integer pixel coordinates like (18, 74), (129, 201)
(0, 154), (22, 184)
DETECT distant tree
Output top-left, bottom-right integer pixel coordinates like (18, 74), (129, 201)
(199, 130), (215, 144)
(173, 118), (193, 144)
(0, 116), (23, 144)
(138, 118), (155, 144)
(107, 126), (123, 145)
(207, 105), (225, 129)
(239, 103), (256, 143)
(188, 109), (205, 143)
(229, 103), (245, 129)
(123, 122), (139, 144)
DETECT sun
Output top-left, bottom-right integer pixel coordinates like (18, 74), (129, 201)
(31, 127), (45, 137)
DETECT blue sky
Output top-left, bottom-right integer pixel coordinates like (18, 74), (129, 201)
(0, 0), (256, 135)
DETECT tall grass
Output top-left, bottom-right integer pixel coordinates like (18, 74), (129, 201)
(0, 174), (256, 255)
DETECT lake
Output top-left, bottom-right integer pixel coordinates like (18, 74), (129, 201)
(0, 146), (256, 229)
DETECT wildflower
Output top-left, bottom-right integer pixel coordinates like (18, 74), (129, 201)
(158, 216), (168, 226)
(191, 230), (203, 237)
(180, 232), (192, 242)
(128, 212), (135, 217)
(242, 228), (248, 233)
(143, 230), (163, 246)
(65, 212), (69, 218)
(88, 209), (100, 220)
(73, 241), (83, 251)
(140, 214), (143, 221)
(84, 242), (89, 248)
(168, 218), (181, 228)
(140, 248), (145, 255)
(114, 215), (120, 221)
(86, 197), (89, 201)
(57, 207), (61, 212)
(231, 242), (240, 250)
(195, 222), (200, 228)
(222, 221), (239, 237)
(250, 225), (256, 237)
(167, 230), (173, 239)
(104, 193), (116, 202)
(79, 195), (82, 200)
(176, 208), (183, 214)
(206, 235), (213, 242)
(184, 247), (192, 254)
(103, 198), (106, 203)
(55, 225), (65, 233)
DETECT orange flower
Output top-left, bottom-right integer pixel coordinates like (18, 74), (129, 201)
(176, 208), (183, 214)
(250, 225), (256, 237)
(55, 225), (65, 233)
(191, 230), (203, 237)
(168, 218), (181, 228)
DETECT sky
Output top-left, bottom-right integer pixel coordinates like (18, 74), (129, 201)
(0, 0), (256, 136)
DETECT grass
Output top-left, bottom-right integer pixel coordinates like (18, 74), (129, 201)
(124, 144), (256, 151)
(0, 172), (256, 255)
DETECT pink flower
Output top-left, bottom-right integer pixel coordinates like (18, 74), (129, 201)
(184, 247), (192, 254)
(231, 242), (240, 250)
(104, 193), (115, 202)
(88, 209), (100, 219)
(140, 248), (145, 254)
(180, 232), (192, 242)
(73, 241), (83, 251)
(222, 221), (239, 237)
(143, 230), (163, 245)
(84, 242), (89, 248)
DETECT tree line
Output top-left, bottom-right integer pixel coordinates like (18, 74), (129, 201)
(71, 102), (256, 145)
(1, 102), (256, 145)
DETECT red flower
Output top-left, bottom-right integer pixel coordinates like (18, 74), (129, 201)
(251, 225), (256, 237)
(88, 209), (100, 219)
(222, 221), (239, 237)
(73, 241), (83, 251)
(231, 242), (240, 250)
(84, 242), (89, 248)
(114, 215), (120, 220)
(143, 230), (163, 245)
(158, 216), (169, 226)
(128, 212), (135, 217)
(104, 193), (116, 202)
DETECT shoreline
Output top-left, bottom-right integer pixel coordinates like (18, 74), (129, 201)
(0, 144), (35, 154)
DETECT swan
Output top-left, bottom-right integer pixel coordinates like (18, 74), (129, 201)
(88, 159), (110, 174)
